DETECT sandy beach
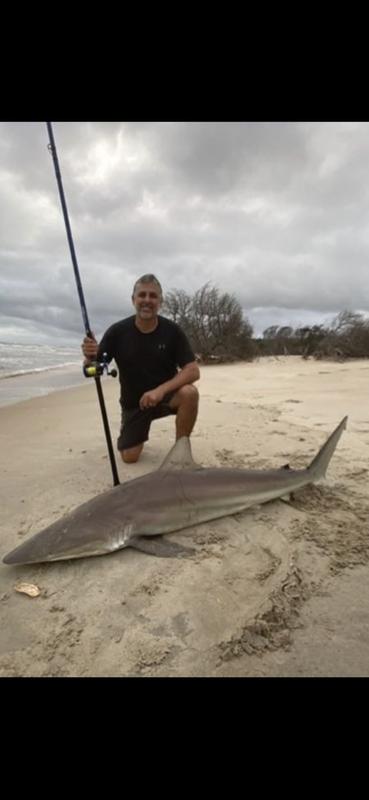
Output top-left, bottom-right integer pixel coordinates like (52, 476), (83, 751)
(1, 355), (369, 677)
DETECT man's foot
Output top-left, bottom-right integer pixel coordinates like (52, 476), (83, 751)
(120, 443), (144, 463)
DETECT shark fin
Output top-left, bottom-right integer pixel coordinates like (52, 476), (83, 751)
(158, 436), (203, 471)
(279, 492), (295, 504)
(307, 415), (348, 480)
(129, 535), (196, 558)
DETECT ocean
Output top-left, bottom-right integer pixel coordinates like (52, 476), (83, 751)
(0, 342), (86, 407)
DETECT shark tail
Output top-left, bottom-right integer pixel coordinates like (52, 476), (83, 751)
(307, 416), (347, 480)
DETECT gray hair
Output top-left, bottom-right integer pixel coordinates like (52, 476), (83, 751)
(132, 274), (163, 296)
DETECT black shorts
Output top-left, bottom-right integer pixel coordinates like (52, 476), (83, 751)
(117, 393), (177, 450)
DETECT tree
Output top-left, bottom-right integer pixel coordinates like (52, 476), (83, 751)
(331, 310), (364, 334)
(162, 289), (192, 328)
(277, 326), (293, 339)
(316, 310), (369, 358)
(163, 282), (254, 361)
(263, 325), (279, 339)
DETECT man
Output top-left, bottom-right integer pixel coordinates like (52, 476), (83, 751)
(82, 274), (200, 463)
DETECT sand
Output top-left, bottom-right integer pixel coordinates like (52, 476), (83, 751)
(1, 355), (369, 677)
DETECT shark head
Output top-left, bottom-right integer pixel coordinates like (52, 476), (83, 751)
(3, 485), (135, 565)
(3, 515), (115, 564)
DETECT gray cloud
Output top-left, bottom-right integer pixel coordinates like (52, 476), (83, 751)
(1, 121), (368, 343)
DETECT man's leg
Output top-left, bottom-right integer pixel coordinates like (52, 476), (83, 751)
(118, 408), (151, 463)
(168, 385), (199, 439)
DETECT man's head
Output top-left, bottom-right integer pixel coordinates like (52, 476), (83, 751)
(132, 274), (163, 322)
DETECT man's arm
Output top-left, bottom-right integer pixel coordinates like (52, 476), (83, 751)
(139, 362), (200, 409)
(158, 361), (200, 395)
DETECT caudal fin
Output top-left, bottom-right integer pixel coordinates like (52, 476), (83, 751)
(307, 416), (348, 480)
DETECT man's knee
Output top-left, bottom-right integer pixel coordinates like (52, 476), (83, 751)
(120, 444), (144, 463)
(173, 384), (199, 407)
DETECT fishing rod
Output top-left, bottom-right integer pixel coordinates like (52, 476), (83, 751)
(46, 121), (120, 487)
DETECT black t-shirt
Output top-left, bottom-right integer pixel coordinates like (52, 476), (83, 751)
(98, 315), (196, 409)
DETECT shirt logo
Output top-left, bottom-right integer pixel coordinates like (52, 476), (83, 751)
(158, 344), (166, 350)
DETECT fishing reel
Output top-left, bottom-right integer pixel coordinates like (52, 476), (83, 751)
(83, 353), (117, 379)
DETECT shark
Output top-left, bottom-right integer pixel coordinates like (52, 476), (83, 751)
(3, 416), (347, 566)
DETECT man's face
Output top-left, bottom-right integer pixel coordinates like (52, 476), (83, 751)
(132, 282), (162, 320)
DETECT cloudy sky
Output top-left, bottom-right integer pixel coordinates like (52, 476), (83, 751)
(1, 121), (368, 344)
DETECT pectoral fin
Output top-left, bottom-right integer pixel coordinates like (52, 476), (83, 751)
(279, 492), (295, 504)
(129, 535), (196, 559)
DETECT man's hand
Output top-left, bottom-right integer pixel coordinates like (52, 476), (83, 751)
(139, 387), (166, 410)
(82, 334), (98, 361)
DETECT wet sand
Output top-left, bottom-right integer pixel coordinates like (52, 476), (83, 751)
(0, 365), (84, 407)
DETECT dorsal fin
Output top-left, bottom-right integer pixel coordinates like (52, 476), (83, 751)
(158, 436), (203, 471)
